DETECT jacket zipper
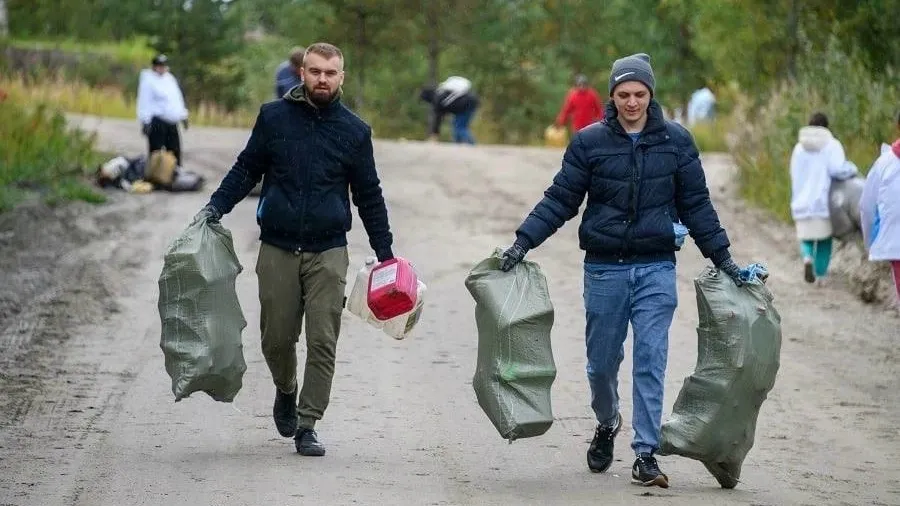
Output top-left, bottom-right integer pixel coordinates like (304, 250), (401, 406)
(297, 106), (321, 252)
(619, 138), (641, 261)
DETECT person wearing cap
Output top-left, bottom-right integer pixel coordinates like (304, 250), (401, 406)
(274, 46), (306, 99)
(137, 54), (189, 167)
(555, 73), (604, 132)
(498, 53), (751, 488)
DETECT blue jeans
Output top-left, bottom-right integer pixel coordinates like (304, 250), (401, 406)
(452, 109), (476, 144)
(583, 261), (677, 455)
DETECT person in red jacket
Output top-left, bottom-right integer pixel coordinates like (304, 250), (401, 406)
(555, 74), (604, 132)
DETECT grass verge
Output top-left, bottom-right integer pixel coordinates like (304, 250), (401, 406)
(0, 100), (108, 212)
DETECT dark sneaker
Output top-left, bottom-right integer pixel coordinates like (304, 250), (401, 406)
(587, 412), (622, 473)
(273, 387), (298, 437)
(632, 453), (669, 488)
(803, 259), (815, 283)
(294, 428), (326, 456)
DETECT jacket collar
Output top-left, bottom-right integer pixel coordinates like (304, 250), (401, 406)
(284, 84), (344, 113)
(603, 99), (668, 142)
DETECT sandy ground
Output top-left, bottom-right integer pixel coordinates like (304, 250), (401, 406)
(0, 115), (898, 506)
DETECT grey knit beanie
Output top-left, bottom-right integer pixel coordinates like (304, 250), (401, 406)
(608, 53), (655, 96)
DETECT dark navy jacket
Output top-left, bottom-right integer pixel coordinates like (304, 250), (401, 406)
(516, 100), (730, 265)
(208, 85), (393, 260)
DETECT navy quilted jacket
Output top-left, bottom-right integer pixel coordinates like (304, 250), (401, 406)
(208, 86), (393, 259)
(516, 100), (730, 265)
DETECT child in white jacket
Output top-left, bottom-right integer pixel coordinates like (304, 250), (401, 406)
(790, 112), (855, 285)
(859, 110), (900, 304)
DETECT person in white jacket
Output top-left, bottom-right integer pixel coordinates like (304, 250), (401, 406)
(137, 54), (189, 167)
(859, 110), (900, 304)
(789, 112), (854, 285)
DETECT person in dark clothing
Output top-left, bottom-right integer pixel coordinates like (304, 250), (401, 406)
(137, 54), (189, 167)
(194, 42), (396, 458)
(419, 76), (480, 144)
(273, 46), (306, 99)
(498, 53), (753, 489)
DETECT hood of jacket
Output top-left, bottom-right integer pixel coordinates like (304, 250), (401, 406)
(798, 126), (833, 152)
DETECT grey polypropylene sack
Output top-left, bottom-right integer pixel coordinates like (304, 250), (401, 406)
(830, 176), (865, 240)
(658, 266), (781, 488)
(158, 218), (248, 402)
(465, 248), (557, 441)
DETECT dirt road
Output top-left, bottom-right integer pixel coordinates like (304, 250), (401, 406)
(1, 116), (898, 506)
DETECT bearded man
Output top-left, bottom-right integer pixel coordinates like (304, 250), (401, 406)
(193, 42), (396, 457)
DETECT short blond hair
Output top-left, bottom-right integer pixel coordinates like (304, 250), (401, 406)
(304, 42), (343, 66)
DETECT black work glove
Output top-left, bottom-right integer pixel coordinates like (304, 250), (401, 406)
(499, 242), (528, 272)
(182, 118), (190, 131)
(141, 123), (152, 137)
(717, 257), (744, 287)
(192, 204), (221, 225)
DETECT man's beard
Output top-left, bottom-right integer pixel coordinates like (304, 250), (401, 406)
(306, 84), (337, 107)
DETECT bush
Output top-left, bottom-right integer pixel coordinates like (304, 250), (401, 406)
(689, 120), (730, 153)
(731, 41), (899, 222)
(0, 100), (106, 212)
(0, 74), (257, 128)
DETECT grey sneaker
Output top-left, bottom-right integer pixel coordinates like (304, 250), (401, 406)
(294, 428), (326, 457)
(587, 412), (622, 473)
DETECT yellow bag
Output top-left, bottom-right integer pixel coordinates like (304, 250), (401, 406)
(544, 125), (568, 148)
(146, 149), (178, 186)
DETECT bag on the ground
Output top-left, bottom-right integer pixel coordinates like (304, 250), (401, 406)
(658, 265), (781, 489)
(465, 248), (557, 441)
(168, 170), (206, 192)
(158, 217), (247, 402)
(829, 175), (865, 241)
(146, 149), (178, 186)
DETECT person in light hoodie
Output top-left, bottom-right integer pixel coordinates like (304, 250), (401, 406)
(137, 54), (189, 167)
(859, 110), (900, 305)
(789, 112), (856, 285)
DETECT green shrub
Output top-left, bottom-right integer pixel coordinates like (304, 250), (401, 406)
(731, 41), (899, 222)
(689, 120), (730, 153)
(0, 101), (106, 212)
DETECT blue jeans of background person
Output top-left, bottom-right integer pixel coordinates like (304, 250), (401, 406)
(583, 261), (677, 455)
(452, 109), (476, 144)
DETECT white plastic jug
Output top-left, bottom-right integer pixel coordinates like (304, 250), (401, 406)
(347, 257), (384, 328)
(346, 257), (427, 340)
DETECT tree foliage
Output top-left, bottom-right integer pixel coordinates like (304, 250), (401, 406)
(4, 0), (898, 141)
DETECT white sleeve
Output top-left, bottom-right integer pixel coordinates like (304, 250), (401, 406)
(826, 140), (848, 178)
(136, 71), (153, 125)
(859, 160), (882, 249)
(171, 76), (189, 119)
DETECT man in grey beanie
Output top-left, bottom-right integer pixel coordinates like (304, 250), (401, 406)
(499, 53), (754, 488)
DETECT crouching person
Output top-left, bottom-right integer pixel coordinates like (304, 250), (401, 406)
(194, 42), (396, 456)
(499, 53), (749, 488)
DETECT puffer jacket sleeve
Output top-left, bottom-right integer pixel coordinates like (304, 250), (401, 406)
(672, 126), (731, 260)
(515, 134), (592, 249)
